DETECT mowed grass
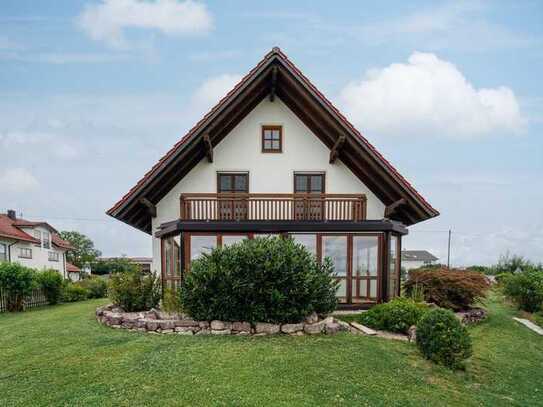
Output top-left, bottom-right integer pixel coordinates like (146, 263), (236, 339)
(0, 291), (542, 406)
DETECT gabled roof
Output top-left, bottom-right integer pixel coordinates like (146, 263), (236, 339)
(66, 262), (81, 273)
(107, 47), (439, 233)
(0, 215), (40, 243)
(401, 250), (439, 262)
(0, 213), (74, 249)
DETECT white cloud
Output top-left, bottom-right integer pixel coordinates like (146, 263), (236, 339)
(339, 52), (523, 138)
(77, 0), (213, 48)
(0, 168), (39, 193)
(191, 73), (242, 112)
(0, 130), (80, 160)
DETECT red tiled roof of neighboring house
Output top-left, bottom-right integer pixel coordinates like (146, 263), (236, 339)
(0, 213), (74, 249)
(66, 262), (81, 273)
(0, 214), (40, 243)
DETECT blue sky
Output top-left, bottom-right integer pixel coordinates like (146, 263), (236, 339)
(1, 0), (542, 265)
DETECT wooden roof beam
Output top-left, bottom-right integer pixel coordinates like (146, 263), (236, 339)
(203, 134), (213, 163)
(385, 198), (406, 218)
(329, 135), (346, 163)
(269, 66), (278, 102)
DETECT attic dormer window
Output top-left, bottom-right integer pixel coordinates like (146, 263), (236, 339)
(43, 231), (50, 249)
(262, 125), (282, 153)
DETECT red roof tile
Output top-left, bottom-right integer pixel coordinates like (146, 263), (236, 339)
(66, 262), (81, 273)
(0, 214), (40, 243)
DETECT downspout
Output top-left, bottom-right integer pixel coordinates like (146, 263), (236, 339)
(7, 241), (17, 262)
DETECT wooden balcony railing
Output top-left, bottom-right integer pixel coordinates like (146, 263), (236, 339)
(180, 193), (366, 222)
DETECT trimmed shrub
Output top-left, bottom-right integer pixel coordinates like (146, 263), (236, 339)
(181, 237), (338, 323)
(108, 268), (160, 312)
(78, 276), (107, 299)
(502, 270), (543, 313)
(404, 268), (490, 311)
(62, 282), (89, 302)
(162, 287), (183, 314)
(358, 297), (428, 333)
(0, 262), (36, 311)
(36, 270), (63, 305)
(416, 308), (472, 370)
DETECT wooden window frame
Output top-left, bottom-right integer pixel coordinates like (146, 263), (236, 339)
(216, 172), (249, 193)
(261, 125), (283, 153)
(0, 243), (6, 262)
(48, 251), (59, 262)
(293, 172), (326, 193)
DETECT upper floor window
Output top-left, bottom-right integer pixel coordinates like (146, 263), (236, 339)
(0, 243), (7, 262)
(261, 125), (282, 153)
(294, 172), (325, 193)
(19, 247), (32, 259)
(43, 232), (51, 249)
(217, 173), (249, 193)
(48, 251), (59, 262)
(33, 230), (42, 246)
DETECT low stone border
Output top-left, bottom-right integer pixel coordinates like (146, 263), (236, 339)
(96, 305), (352, 336)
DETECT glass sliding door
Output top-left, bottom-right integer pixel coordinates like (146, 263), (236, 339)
(352, 235), (379, 303)
(291, 234), (317, 257)
(322, 235), (348, 304)
(222, 235), (248, 247)
(388, 235), (400, 300)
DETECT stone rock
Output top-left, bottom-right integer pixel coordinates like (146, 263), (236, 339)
(350, 322), (377, 336)
(108, 314), (122, 326)
(460, 308), (487, 325)
(135, 319), (147, 329)
(199, 321), (210, 329)
(407, 325), (417, 342)
(232, 322), (252, 332)
(305, 312), (319, 324)
(322, 316), (334, 325)
(146, 320), (159, 331)
(211, 320), (231, 330)
(335, 319), (351, 332)
(160, 329), (174, 334)
(324, 322), (341, 335)
(304, 322), (324, 335)
(96, 308), (104, 317)
(177, 330), (194, 336)
(121, 321), (135, 329)
(111, 306), (124, 314)
(236, 331), (251, 336)
(211, 329), (232, 335)
(175, 327), (197, 334)
(158, 320), (175, 330)
(255, 323), (281, 335)
(281, 323), (304, 334)
(196, 329), (211, 335)
(175, 319), (199, 328)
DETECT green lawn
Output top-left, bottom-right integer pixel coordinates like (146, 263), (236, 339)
(0, 291), (542, 406)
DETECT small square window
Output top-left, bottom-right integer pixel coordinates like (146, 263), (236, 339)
(262, 126), (282, 153)
(19, 248), (32, 259)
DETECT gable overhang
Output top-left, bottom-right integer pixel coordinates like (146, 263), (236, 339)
(107, 48), (439, 234)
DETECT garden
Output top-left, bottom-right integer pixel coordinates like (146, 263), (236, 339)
(1, 239), (542, 405)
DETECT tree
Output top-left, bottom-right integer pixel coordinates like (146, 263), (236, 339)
(91, 258), (139, 276)
(59, 231), (101, 268)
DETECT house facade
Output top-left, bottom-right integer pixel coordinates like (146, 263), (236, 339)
(107, 48), (438, 308)
(0, 210), (78, 279)
(401, 250), (439, 272)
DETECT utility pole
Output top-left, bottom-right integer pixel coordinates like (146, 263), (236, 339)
(447, 229), (452, 269)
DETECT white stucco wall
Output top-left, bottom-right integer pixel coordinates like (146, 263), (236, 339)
(151, 98), (386, 274)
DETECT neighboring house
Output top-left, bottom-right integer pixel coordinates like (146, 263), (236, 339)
(107, 48), (439, 308)
(99, 257), (152, 273)
(401, 250), (439, 272)
(66, 262), (82, 281)
(0, 209), (77, 279)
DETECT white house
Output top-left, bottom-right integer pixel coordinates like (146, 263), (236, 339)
(107, 48), (439, 308)
(0, 209), (80, 280)
(401, 250), (439, 272)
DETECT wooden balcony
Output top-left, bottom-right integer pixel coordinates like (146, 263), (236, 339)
(180, 193), (366, 222)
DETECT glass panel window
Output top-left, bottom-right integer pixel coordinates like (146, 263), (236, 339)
(190, 236), (217, 261)
(33, 230), (42, 246)
(164, 238), (172, 276)
(48, 251), (59, 262)
(43, 232), (50, 249)
(291, 234), (317, 256)
(353, 236), (379, 301)
(218, 173), (248, 193)
(222, 235), (247, 247)
(322, 236), (347, 277)
(294, 173), (324, 193)
(262, 126), (282, 152)
(19, 247), (32, 259)
(389, 235), (399, 299)
(0, 243), (7, 262)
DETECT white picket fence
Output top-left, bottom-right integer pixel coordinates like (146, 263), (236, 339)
(0, 288), (48, 312)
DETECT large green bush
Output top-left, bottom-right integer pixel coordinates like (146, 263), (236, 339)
(416, 308), (472, 370)
(62, 282), (89, 302)
(0, 262), (36, 311)
(404, 268), (489, 311)
(502, 269), (543, 313)
(181, 237), (338, 323)
(358, 297), (428, 333)
(108, 268), (160, 312)
(36, 270), (63, 305)
(78, 276), (108, 299)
